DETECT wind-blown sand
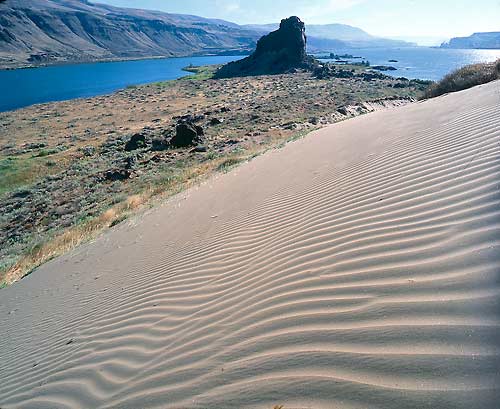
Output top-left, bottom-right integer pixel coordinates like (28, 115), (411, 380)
(1, 81), (499, 409)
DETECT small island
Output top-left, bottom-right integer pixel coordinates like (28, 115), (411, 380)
(316, 53), (363, 60)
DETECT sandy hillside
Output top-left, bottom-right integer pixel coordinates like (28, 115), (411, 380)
(1, 80), (499, 409)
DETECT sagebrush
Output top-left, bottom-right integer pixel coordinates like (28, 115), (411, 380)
(423, 59), (500, 99)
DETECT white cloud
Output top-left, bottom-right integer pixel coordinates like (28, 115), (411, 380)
(325, 0), (368, 11)
(292, 0), (369, 24)
(215, 0), (241, 13)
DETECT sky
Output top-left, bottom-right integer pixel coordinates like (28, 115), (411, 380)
(97, 0), (500, 45)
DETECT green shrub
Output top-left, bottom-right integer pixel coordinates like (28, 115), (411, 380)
(422, 59), (500, 99)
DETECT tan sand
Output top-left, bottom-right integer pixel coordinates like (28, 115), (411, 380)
(1, 80), (499, 409)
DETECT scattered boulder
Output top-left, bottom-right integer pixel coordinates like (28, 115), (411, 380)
(170, 122), (204, 148)
(210, 117), (223, 126)
(371, 65), (397, 71)
(105, 168), (131, 181)
(360, 71), (387, 81)
(190, 145), (208, 153)
(125, 133), (146, 151)
(313, 65), (354, 79)
(215, 16), (315, 78)
(12, 189), (31, 199)
(151, 137), (169, 151)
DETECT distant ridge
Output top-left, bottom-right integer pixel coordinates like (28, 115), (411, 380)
(441, 32), (500, 49)
(0, 0), (259, 69)
(0, 0), (414, 69)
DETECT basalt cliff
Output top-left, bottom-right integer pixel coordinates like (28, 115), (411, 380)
(215, 17), (316, 78)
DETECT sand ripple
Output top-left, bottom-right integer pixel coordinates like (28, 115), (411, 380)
(1, 81), (499, 409)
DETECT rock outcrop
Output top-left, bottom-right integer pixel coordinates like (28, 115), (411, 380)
(215, 16), (316, 78)
(125, 133), (147, 151)
(170, 122), (204, 148)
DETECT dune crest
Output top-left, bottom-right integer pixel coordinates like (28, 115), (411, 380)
(1, 81), (499, 409)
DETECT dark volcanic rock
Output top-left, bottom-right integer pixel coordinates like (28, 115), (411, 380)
(313, 65), (354, 79)
(210, 117), (223, 125)
(170, 122), (204, 148)
(125, 133), (147, 151)
(151, 137), (169, 151)
(105, 168), (131, 181)
(215, 16), (315, 78)
(371, 65), (397, 71)
(190, 145), (208, 153)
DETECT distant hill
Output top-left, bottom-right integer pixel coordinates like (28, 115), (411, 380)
(0, 0), (414, 70)
(0, 0), (259, 69)
(441, 32), (500, 49)
(244, 23), (415, 49)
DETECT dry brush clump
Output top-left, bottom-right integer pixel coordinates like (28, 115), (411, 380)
(1, 192), (148, 285)
(423, 59), (500, 99)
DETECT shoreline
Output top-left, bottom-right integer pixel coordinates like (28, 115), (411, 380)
(0, 51), (251, 72)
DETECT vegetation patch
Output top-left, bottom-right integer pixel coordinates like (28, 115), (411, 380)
(216, 156), (245, 172)
(422, 59), (500, 99)
(0, 156), (61, 195)
(181, 64), (217, 81)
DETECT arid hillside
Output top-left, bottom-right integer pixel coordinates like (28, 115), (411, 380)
(0, 0), (259, 69)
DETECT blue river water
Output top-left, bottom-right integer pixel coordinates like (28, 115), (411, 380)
(0, 55), (244, 112)
(1, 48), (499, 112)
(321, 47), (500, 82)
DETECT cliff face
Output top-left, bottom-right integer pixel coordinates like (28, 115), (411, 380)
(441, 32), (500, 49)
(0, 0), (259, 69)
(215, 16), (315, 78)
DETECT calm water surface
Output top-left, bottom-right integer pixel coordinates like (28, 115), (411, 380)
(0, 55), (243, 112)
(324, 47), (500, 81)
(1, 48), (500, 112)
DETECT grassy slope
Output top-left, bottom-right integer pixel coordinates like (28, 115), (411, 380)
(422, 59), (500, 99)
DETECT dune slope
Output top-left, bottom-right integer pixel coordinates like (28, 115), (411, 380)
(1, 81), (499, 409)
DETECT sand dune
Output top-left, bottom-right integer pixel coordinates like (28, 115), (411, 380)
(1, 81), (499, 409)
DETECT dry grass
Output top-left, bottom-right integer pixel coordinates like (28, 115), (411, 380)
(4, 210), (118, 284)
(0, 150), (258, 285)
(422, 59), (500, 99)
(2, 193), (153, 284)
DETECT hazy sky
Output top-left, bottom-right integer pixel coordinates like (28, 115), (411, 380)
(98, 0), (499, 43)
